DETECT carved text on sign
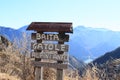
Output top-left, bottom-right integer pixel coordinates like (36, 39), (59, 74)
(32, 33), (69, 42)
(32, 43), (68, 52)
(32, 52), (68, 62)
(36, 33), (59, 41)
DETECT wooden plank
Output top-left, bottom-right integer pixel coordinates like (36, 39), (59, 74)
(31, 52), (68, 62)
(31, 43), (69, 52)
(0, 36), (1, 43)
(31, 61), (68, 69)
(35, 67), (43, 80)
(26, 22), (73, 33)
(31, 33), (69, 42)
(57, 69), (63, 80)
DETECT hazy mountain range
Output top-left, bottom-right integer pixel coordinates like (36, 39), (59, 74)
(1, 25), (120, 62)
(70, 26), (120, 61)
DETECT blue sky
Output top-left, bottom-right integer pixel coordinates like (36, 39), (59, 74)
(0, 0), (120, 31)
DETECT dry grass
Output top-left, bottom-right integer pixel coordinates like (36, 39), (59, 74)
(0, 73), (20, 80)
(0, 34), (32, 80)
(0, 44), (113, 80)
(1, 44), (119, 80)
(80, 66), (99, 80)
(1, 34), (120, 80)
(0, 47), (119, 80)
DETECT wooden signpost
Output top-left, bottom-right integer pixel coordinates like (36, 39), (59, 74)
(27, 22), (73, 80)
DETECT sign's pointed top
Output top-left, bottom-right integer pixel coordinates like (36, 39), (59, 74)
(26, 22), (73, 33)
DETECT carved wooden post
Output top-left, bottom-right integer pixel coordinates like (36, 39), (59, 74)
(35, 32), (43, 80)
(0, 36), (2, 43)
(57, 32), (65, 80)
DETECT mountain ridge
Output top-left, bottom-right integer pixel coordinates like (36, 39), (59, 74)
(93, 47), (120, 64)
(1, 25), (120, 62)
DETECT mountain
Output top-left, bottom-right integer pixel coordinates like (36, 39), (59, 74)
(91, 47), (120, 80)
(69, 55), (85, 68)
(69, 26), (120, 61)
(1, 25), (120, 62)
(0, 26), (23, 42)
(18, 25), (28, 32)
(69, 55), (86, 75)
(93, 47), (120, 64)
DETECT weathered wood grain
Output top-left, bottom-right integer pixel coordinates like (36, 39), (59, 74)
(31, 61), (68, 69)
